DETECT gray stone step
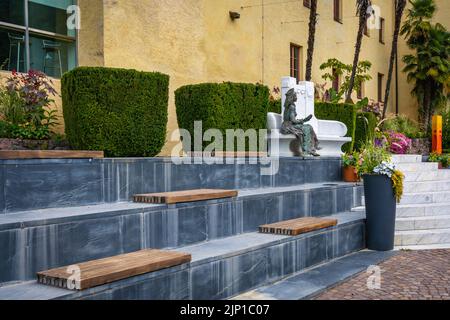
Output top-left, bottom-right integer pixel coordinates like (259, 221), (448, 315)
(392, 155), (423, 163)
(400, 191), (450, 205)
(395, 228), (450, 246)
(403, 180), (450, 193)
(0, 182), (363, 285)
(396, 215), (450, 231)
(0, 212), (365, 300)
(231, 250), (397, 300)
(352, 203), (450, 218)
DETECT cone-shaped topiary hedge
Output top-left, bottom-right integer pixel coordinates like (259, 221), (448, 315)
(62, 67), (169, 157)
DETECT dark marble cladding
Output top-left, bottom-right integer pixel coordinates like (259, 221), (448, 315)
(0, 157), (343, 214)
(0, 185), (363, 284)
(0, 214), (142, 283)
(0, 220), (365, 300)
(190, 222), (364, 300)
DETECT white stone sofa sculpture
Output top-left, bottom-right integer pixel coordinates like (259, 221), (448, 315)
(267, 77), (351, 157)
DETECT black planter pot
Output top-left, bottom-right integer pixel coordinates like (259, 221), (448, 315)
(363, 174), (397, 251)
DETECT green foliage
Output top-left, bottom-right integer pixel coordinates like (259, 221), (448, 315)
(0, 120), (12, 138)
(175, 82), (269, 151)
(401, 0), (450, 130)
(429, 152), (449, 167)
(0, 88), (26, 125)
(0, 70), (58, 140)
(355, 111), (378, 151)
(382, 114), (427, 139)
(357, 142), (392, 175)
(62, 67), (169, 157)
(315, 102), (357, 152)
(441, 109), (450, 150)
(342, 151), (361, 167)
(268, 98), (282, 114)
(320, 58), (372, 102)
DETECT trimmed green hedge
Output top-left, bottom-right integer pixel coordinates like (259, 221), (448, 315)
(175, 82), (269, 151)
(267, 99), (375, 152)
(62, 67), (169, 157)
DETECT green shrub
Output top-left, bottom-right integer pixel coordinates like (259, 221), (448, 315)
(268, 98), (282, 114)
(62, 67), (169, 157)
(355, 111), (377, 151)
(175, 82), (269, 151)
(382, 114), (426, 139)
(0, 120), (12, 138)
(315, 102), (357, 152)
(442, 109), (450, 150)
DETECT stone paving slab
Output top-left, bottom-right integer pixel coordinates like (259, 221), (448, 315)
(315, 249), (450, 300)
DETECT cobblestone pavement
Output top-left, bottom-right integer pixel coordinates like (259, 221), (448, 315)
(315, 250), (450, 300)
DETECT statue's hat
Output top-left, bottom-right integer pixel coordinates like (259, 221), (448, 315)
(286, 88), (296, 97)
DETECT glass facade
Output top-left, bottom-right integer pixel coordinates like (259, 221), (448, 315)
(0, 0), (77, 78)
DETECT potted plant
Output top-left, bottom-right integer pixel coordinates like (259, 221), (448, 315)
(429, 153), (449, 169)
(357, 142), (404, 251)
(342, 151), (361, 182)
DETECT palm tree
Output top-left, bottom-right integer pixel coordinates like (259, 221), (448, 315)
(382, 0), (407, 119)
(345, 0), (372, 103)
(401, 0), (450, 131)
(305, 0), (318, 81)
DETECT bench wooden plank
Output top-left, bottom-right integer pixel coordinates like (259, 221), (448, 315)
(133, 189), (238, 204)
(37, 249), (191, 290)
(0, 150), (104, 159)
(259, 217), (338, 236)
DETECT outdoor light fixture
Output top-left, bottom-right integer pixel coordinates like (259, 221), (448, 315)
(229, 11), (241, 21)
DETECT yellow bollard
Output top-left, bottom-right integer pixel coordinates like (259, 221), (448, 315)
(432, 115), (443, 155)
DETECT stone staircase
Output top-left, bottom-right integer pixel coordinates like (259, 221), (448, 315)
(0, 157), (366, 300)
(354, 155), (450, 250)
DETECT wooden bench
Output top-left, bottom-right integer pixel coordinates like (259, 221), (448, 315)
(0, 150), (104, 159)
(259, 217), (338, 236)
(37, 249), (191, 291)
(133, 189), (238, 204)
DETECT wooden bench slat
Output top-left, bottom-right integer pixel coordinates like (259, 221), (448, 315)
(37, 249), (191, 290)
(259, 217), (338, 236)
(0, 150), (104, 159)
(133, 189), (238, 204)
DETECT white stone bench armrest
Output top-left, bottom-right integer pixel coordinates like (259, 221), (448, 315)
(267, 112), (282, 131)
(317, 120), (348, 137)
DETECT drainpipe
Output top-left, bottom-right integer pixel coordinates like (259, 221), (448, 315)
(395, 52), (399, 115)
(24, 0), (30, 72)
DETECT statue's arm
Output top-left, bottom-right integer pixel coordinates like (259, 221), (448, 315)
(303, 115), (313, 123)
(289, 108), (304, 124)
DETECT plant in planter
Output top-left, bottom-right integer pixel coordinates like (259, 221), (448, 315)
(0, 70), (58, 140)
(342, 151), (361, 182)
(429, 153), (449, 169)
(357, 142), (405, 251)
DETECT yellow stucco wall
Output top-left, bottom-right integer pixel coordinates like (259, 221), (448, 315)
(98, 0), (402, 155)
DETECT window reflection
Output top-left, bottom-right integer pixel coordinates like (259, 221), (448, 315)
(0, 0), (77, 78)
